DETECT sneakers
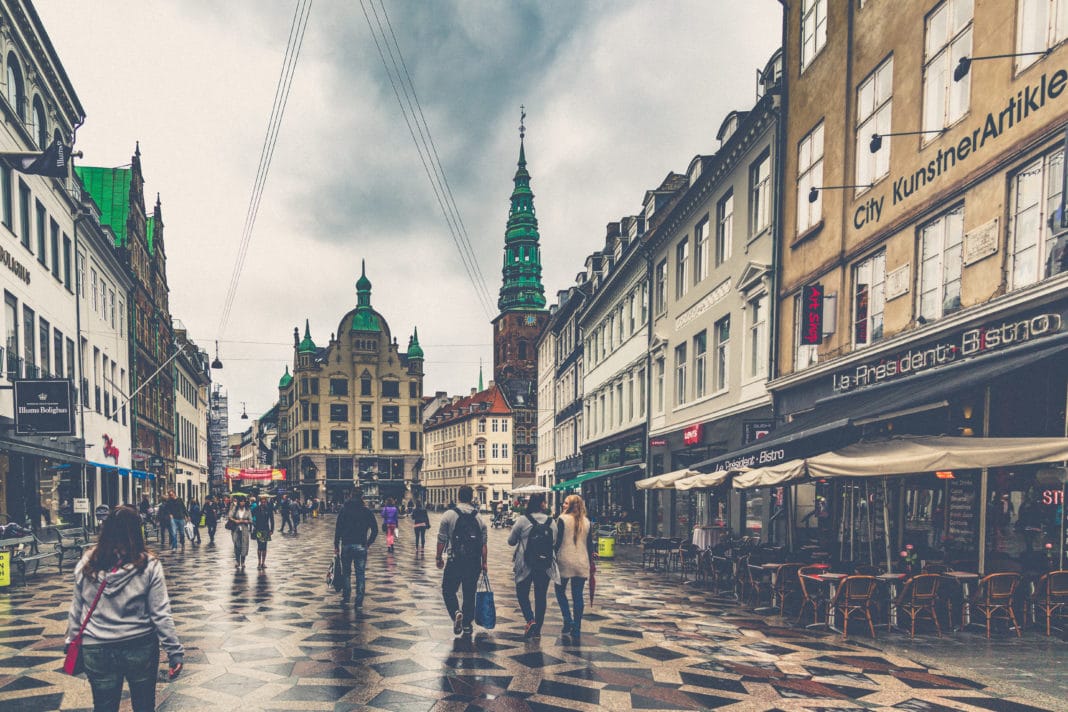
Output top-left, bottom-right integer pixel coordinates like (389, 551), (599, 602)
(523, 620), (537, 639)
(462, 626), (473, 636)
(453, 611), (464, 635)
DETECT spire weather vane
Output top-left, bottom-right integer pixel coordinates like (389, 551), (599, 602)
(519, 105), (526, 140)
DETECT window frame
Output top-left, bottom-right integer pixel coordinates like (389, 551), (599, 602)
(693, 330), (707, 399)
(856, 56), (894, 191)
(674, 343), (687, 406)
(797, 122), (825, 234)
(675, 238), (689, 299)
(923, 0), (972, 133)
(714, 316), (730, 392)
(747, 294), (768, 379)
(917, 203), (965, 321)
(694, 216), (710, 283)
(749, 151), (772, 236)
(801, 0), (828, 71)
(1009, 148), (1067, 288)
(715, 190), (734, 266)
(852, 250), (887, 349)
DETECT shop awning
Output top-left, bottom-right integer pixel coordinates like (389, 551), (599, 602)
(673, 467), (748, 491)
(552, 464), (644, 491)
(696, 336), (1068, 474)
(635, 468), (699, 490)
(733, 459), (808, 489)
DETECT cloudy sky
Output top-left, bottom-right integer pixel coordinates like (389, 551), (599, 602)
(35, 0), (781, 427)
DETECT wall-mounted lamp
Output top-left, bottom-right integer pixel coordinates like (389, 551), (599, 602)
(961, 402), (974, 420)
(809, 184), (873, 203)
(869, 129), (946, 153)
(954, 50), (1050, 82)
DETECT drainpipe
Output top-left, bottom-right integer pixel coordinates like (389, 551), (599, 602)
(643, 246), (655, 537)
(72, 208), (89, 530)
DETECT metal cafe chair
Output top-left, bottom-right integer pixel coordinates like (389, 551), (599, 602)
(969, 573), (1023, 638)
(892, 573), (942, 638)
(797, 566), (827, 625)
(831, 575), (878, 640)
(772, 563), (803, 615)
(1030, 570), (1068, 636)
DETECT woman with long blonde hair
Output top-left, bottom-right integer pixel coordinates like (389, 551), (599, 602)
(553, 494), (594, 638)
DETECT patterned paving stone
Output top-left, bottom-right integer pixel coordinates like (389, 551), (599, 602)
(0, 511), (1063, 710)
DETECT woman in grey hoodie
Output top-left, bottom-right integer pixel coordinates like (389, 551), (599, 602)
(66, 505), (183, 712)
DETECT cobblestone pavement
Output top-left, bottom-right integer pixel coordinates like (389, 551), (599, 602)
(0, 513), (1062, 711)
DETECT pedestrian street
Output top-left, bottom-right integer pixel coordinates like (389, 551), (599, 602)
(0, 513), (1061, 712)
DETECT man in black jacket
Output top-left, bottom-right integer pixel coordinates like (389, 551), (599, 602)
(334, 491), (378, 609)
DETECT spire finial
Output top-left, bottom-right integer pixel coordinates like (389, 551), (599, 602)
(304, 318), (311, 338)
(361, 258), (366, 277)
(519, 104), (526, 141)
(135, 141), (141, 157)
(478, 359), (484, 392)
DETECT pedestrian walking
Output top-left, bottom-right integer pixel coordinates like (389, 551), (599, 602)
(508, 493), (556, 639)
(411, 501), (430, 551)
(156, 497), (171, 549)
(279, 495), (293, 534)
(334, 490), (378, 609)
(436, 485), (487, 636)
(554, 494), (595, 638)
(188, 500), (202, 545)
(65, 505), (183, 712)
(165, 491), (188, 551)
(290, 496), (301, 534)
(138, 494), (150, 520)
(382, 497), (399, 552)
(203, 496), (218, 545)
(251, 496), (274, 569)
(228, 497), (253, 570)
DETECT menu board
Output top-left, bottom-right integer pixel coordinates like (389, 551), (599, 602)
(947, 477), (978, 545)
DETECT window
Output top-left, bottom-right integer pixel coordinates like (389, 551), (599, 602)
(801, 0), (828, 70)
(1010, 149), (1068, 287)
(35, 201), (45, 263)
(49, 222), (60, 280)
(18, 181), (30, 249)
(90, 268), (98, 311)
(714, 316), (730, 392)
(329, 378), (348, 395)
(749, 151), (772, 235)
(655, 358), (665, 412)
(118, 300), (125, 338)
(108, 289), (115, 328)
(491, 418), (499, 433)
(311, 430), (319, 448)
(853, 251), (886, 347)
(38, 318), (49, 376)
(924, 0), (972, 132)
(382, 380), (400, 398)
(477, 441), (486, 459)
(32, 96), (46, 149)
(674, 343), (687, 405)
(53, 329), (63, 378)
(638, 368), (646, 417)
(501, 419), (509, 432)
(23, 305), (34, 372)
(310, 403), (319, 421)
(918, 205), (964, 320)
(675, 238), (689, 299)
(797, 122), (824, 234)
(856, 57), (894, 189)
(76, 251), (85, 297)
(330, 403), (348, 422)
(361, 429), (373, 449)
(640, 281), (649, 324)
(66, 338), (74, 380)
(0, 165), (10, 228)
(654, 259), (667, 314)
(360, 375), (372, 396)
(310, 378), (319, 395)
(748, 295), (768, 378)
(715, 191), (733, 266)
(410, 432), (418, 451)
(1017, 0), (1067, 72)
(5, 53), (24, 119)
(694, 331), (707, 399)
(408, 381), (418, 398)
(478, 418), (486, 433)
(409, 405), (418, 423)
(301, 401), (309, 421)
(62, 235), (71, 290)
(502, 443), (509, 459)
(382, 405), (399, 423)
(492, 443), (500, 458)
(330, 430), (348, 450)
(302, 430), (310, 450)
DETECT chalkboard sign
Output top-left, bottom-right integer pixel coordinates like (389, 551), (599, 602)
(947, 477), (978, 545)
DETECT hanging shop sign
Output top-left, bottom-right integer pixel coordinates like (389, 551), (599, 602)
(832, 312), (1063, 392)
(800, 284), (824, 345)
(225, 467), (286, 481)
(744, 420), (774, 444)
(102, 434), (120, 462)
(13, 379), (74, 435)
(683, 423), (703, 446)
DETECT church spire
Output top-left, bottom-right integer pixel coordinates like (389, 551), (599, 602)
(478, 359), (484, 392)
(498, 105), (546, 312)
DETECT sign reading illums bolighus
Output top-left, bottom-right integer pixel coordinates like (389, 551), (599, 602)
(13, 379), (75, 435)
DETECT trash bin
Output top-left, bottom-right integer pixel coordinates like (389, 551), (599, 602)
(597, 535), (615, 559)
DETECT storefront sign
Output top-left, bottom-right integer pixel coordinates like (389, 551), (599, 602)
(649, 437), (667, 447)
(73, 498), (90, 514)
(102, 434), (120, 462)
(0, 244), (30, 284)
(744, 420), (774, 444)
(800, 284), (823, 345)
(712, 447), (788, 472)
(963, 218), (999, 266)
(832, 312), (1063, 392)
(683, 423), (703, 446)
(131, 448), (150, 463)
(225, 467), (286, 480)
(13, 379), (74, 435)
(0, 551), (9, 587)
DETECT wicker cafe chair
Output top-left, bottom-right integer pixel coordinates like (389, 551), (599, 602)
(832, 575), (878, 640)
(1030, 570), (1068, 636)
(970, 573), (1022, 638)
(893, 574), (942, 638)
(797, 566), (827, 625)
(736, 554), (759, 605)
(772, 563), (803, 615)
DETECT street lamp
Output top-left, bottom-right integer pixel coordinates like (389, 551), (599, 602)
(869, 129), (945, 153)
(954, 50), (1051, 82)
(808, 184), (873, 203)
(240, 402), (249, 420)
(211, 341), (223, 370)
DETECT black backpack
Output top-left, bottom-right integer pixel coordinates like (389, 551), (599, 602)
(524, 514), (555, 571)
(451, 510), (482, 561)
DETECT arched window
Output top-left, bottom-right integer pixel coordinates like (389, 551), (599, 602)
(32, 96), (46, 148)
(6, 54), (24, 120)
(518, 341), (527, 360)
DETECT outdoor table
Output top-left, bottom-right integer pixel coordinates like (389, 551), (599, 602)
(817, 573), (849, 633)
(876, 573), (908, 629)
(692, 526), (715, 550)
(944, 571), (980, 628)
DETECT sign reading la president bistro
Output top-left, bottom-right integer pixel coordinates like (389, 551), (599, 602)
(853, 67), (1068, 231)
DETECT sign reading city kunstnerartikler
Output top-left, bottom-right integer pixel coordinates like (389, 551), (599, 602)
(13, 379), (74, 435)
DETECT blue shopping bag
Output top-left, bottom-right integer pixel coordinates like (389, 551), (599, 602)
(474, 571), (496, 629)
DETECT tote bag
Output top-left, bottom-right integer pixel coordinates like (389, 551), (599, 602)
(474, 571), (496, 629)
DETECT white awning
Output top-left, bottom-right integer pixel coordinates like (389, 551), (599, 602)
(635, 468), (700, 490)
(732, 459), (808, 489)
(673, 468), (747, 491)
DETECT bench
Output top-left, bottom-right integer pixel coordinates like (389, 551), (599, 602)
(51, 526), (92, 571)
(0, 534), (61, 584)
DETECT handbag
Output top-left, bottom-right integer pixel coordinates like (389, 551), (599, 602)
(64, 571), (110, 675)
(199, 514), (206, 527)
(474, 571), (496, 629)
(184, 521), (195, 539)
(225, 519), (236, 531)
(328, 555), (343, 592)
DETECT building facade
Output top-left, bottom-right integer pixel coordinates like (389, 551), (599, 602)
(173, 325), (209, 502)
(545, 280), (588, 494)
(207, 384), (228, 494)
(277, 264), (424, 504)
(535, 320), (555, 491)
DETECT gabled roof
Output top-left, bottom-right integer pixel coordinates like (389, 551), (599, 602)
(76, 166), (131, 247)
(427, 384), (511, 429)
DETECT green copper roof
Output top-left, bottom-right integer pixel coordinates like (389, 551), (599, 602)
(146, 216), (156, 255)
(278, 365), (293, 388)
(298, 319), (317, 353)
(352, 261), (382, 332)
(498, 128), (546, 312)
(76, 166), (132, 247)
(407, 327), (424, 359)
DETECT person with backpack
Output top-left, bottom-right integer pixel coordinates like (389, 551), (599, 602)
(554, 494), (595, 638)
(507, 493), (556, 639)
(435, 485), (487, 636)
(334, 491), (378, 610)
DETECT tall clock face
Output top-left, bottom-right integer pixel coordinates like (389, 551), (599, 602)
(525, 315), (536, 326)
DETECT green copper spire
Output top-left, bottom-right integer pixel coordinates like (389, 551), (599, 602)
(498, 106), (546, 312)
(352, 260), (382, 332)
(407, 326), (424, 360)
(278, 365), (293, 388)
(298, 319), (317, 353)
(478, 359), (484, 392)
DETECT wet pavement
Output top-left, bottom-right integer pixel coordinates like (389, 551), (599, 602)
(0, 512), (1063, 711)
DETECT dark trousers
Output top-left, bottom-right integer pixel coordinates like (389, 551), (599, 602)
(340, 544), (368, 605)
(206, 521), (217, 543)
(280, 512), (293, 533)
(414, 526), (427, 548)
(516, 570), (550, 627)
(442, 558), (480, 626)
(81, 633), (159, 712)
(555, 576), (587, 628)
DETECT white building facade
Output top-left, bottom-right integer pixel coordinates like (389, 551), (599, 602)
(173, 326), (209, 502)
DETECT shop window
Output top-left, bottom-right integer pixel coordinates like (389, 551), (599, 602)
(715, 191), (733, 266)
(693, 331), (707, 399)
(856, 56), (893, 190)
(329, 378), (348, 396)
(924, 0), (971, 132)
(852, 250), (886, 348)
(714, 316), (730, 392)
(675, 237), (689, 299)
(674, 343), (687, 405)
(1010, 149), (1068, 288)
(801, 0), (827, 71)
(918, 204), (964, 321)
(747, 295), (767, 379)
(797, 122), (824, 234)
(749, 151), (771, 236)
(1016, 0), (1068, 72)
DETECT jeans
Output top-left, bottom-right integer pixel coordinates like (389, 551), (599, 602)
(340, 544), (367, 605)
(442, 558), (481, 627)
(206, 521), (217, 543)
(169, 517), (186, 549)
(386, 524), (396, 548)
(516, 570), (550, 628)
(81, 633), (159, 712)
(280, 512), (292, 533)
(555, 576), (586, 630)
(414, 526), (426, 548)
